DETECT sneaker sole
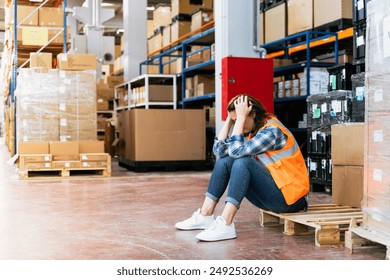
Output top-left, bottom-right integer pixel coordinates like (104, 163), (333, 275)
(196, 234), (237, 242)
(175, 225), (209, 230)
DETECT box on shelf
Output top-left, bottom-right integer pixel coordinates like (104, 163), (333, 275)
(314, 0), (352, 28)
(264, 1), (287, 43)
(39, 7), (64, 27)
(57, 54), (97, 71)
(171, 20), (191, 43)
(191, 8), (214, 32)
(171, 0), (213, 18)
(30, 52), (52, 68)
(153, 4), (171, 30)
(287, 0), (313, 35)
(147, 85), (174, 102)
(6, 5), (39, 26)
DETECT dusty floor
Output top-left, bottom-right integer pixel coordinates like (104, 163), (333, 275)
(0, 140), (387, 260)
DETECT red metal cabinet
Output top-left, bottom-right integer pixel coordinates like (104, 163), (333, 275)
(221, 57), (274, 120)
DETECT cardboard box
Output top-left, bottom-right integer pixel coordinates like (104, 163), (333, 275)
(7, 5), (39, 26)
(30, 52), (52, 68)
(331, 123), (364, 165)
(107, 75), (124, 88)
(191, 8), (214, 32)
(39, 7), (64, 27)
(57, 54), (97, 70)
(196, 82), (215, 96)
(118, 109), (205, 161)
(171, 0), (213, 17)
(162, 24), (171, 47)
(79, 140), (104, 153)
(171, 20), (191, 43)
(314, 0), (352, 28)
(147, 85), (174, 102)
(265, 2), (287, 43)
(332, 165), (363, 208)
(18, 141), (50, 154)
(49, 141), (79, 161)
(153, 4), (171, 29)
(287, 0), (313, 35)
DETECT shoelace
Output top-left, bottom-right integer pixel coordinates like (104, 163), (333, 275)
(206, 219), (222, 231)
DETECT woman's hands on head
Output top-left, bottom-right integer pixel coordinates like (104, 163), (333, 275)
(233, 95), (252, 122)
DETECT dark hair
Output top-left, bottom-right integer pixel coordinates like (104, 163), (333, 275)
(227, 94), (272, 135)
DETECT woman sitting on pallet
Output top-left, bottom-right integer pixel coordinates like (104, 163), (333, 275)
(175, 94), (310, 242)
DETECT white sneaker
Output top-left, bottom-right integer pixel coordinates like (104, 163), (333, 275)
(196, 216), (237, 242)
(175, 209), (215, 230)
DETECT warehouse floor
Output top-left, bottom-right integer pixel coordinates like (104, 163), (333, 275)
(0, 139), (387, 260)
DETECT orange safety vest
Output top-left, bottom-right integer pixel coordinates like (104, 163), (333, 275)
(255, 117), (309, 205)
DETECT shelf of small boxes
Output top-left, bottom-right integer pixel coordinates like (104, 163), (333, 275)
(16, 140), (111, 179)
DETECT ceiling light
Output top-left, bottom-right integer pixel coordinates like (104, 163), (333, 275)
(147, 6), (155, 11)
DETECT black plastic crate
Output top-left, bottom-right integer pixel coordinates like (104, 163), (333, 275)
(307, 128), (331, 156)
(353, 21), (366, 64)
(263, 0), (286, 11)
(353, 0), (371, 23)
(307, 91), (353, 130)
(351, 72), (366, 122)
(327, 63), (356, 91)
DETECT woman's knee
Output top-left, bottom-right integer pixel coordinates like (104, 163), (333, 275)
(231, 156), (253, 170)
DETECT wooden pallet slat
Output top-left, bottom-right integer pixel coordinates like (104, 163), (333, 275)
(345, 218), (390, 260)
(259, 203), (363, 247)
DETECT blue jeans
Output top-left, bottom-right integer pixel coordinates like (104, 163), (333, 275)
(206, 156), (307, 213)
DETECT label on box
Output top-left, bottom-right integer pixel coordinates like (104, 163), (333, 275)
(83, 162), (89, 167)
(331, 100), (342, 113)
(321, 102), (327, 113)
(356, 86), (365, 101)
(45, 163), (50, 168)
(82, 155), (88, 160)
(373, 169), (382, 182)
(312, 131), (317, 140)
(59, 71), (66, 78)
(65, 162), (70, 168)
(357, 0), (364, 10)
(356, 35), (365, 47)
(59, 103), (66, 111)
(373, 130), (383, 142)
(313, 108), (321, 119)
(310, 161), (317, 171)
(60, 118), (67, 126)
(44, 156), (50, 161)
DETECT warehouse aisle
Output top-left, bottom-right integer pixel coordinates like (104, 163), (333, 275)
(0, 139), (386, 260)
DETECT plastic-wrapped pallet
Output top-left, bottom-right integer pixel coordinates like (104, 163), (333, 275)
(15, 68), (97, 143)
(362, 0), (390, 241)
(16, 68), (60, 142)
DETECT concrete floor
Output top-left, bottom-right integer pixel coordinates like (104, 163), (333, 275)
(0, 139), (387, 260)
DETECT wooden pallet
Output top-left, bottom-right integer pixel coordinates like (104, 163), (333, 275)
(345, 218), (390, 260)
(18, 167), (111, 179)
(259, 203), (363, 247)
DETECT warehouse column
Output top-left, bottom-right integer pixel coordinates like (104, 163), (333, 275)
(123, 0), (147, 81)
(214, 0), (262, 133)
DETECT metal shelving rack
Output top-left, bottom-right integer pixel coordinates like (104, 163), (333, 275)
(139, 26), (216, 109)
(8, 0), (68, 154)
